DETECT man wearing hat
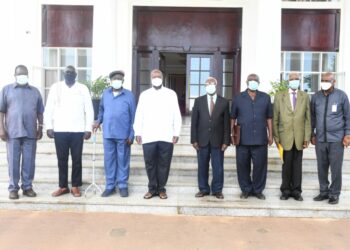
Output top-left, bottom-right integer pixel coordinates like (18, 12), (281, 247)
(93, 70), (136, 197)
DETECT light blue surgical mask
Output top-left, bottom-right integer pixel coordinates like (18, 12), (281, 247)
(16, 75), (28, 85)
(248, 80), (259, 91)
(289, 80), (300, 90)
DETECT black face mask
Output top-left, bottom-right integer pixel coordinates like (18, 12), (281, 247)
(64, 72), (76, 85)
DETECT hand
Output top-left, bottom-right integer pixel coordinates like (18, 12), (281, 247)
(136, 136), (142, 145)
(172, 136), (179, 144)
(47, 129), (54, 139)
(0, 130), (7, 141)
(84, 131), (92, 140)
(303, 141), (309, 148)
(268, 136), (273, 146)
(192, 142), (199, 151)
(342, 135), (350, 147)
(221, 144), (228, 151)
(126, 138), (133, 146)
(36, 129), (43, 140)
(311, 136), (316, 145)
(92, 121), (101, 133)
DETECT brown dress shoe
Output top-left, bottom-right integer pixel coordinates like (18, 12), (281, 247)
(23, 188), (37, 197)
(51, 188), (70, 197)
(71, 187), (81, 197)
(195, 191), (210, 198)
(213, 192), (224, 199)
(143, 192), (155, 199)
(159, 192), (168, 199)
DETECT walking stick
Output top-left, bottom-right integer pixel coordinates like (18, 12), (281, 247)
(85, 131), (102, 197)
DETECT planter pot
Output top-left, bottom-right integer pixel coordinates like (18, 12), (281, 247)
(92, 99), (100, 121)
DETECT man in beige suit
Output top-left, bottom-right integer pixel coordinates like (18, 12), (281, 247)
(273, 72), (311, 201)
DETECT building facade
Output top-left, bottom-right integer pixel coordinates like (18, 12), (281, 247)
(0, 0), (349, 113)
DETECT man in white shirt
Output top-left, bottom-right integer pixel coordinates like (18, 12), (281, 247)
(134, 69), (182, 199)
(44, 65), (94, 197)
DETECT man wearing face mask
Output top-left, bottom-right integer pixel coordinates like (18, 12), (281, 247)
(231, 74), (273, 200)
(93, 71), (136, 197)
(134, 69), (182, 199)
(44, 65), (94, 198)
(273, 72), (311, 201)
(311, 72), (350, 205)
(191, 77), (230, 199)
(0, 65), (44, 199)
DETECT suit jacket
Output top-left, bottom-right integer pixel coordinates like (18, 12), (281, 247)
(273, 89), (311, 151)
(191, 94), (230, 147)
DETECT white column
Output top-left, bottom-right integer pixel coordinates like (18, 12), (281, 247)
(241, 0), (281, 93)
(339, 0), (350, 95)
(91, 0), (118, 81)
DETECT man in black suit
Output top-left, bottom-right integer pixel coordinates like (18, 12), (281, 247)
(191, 77), (230, 199)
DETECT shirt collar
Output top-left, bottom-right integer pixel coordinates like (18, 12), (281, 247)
(13, 82), (31, 89)
(289, 88), (298, 94)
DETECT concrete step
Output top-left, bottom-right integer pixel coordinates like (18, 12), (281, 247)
(0, 182), (349, 218)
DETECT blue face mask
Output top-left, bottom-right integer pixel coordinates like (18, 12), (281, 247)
(289, 80), (300, 90)
(64, 72), (76, 85)
(248, 80), (259, 91)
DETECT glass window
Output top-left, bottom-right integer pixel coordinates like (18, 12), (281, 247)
(190, 58), (200, 70)
(303, 52), (320, 72)
(77, 49), (91, 67)
(285, 52), (301, 71)
(200, 71), (210, 84)
(60, 48), (75, 67)
(201, 58), (210, 71)
(322, 52), (337, 72)
(223, 73), (233, 86)
(190, 72), (200, 85)
(223, 59), (233, 72)
(303, 74), (319, 93)
(223, 86), (233, 99)
(139, 55), (151, 71)
(190, 85), (199, 97)
(43, 48), (57, 67)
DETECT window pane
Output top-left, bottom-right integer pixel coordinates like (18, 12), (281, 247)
(60, 70), (65, 81)
(190, 58), (200, 70)
(223, 86), (232, 99)
(190, 85), (199, 97)
(60, 48), (75, 67)
(77, 70), (91, 83)
(44, 69), (58, 88)
(200, 71), (210, 85)
(201, 58), (210, 71)
(190, 71), (200, 85)
(139, 71), (150, 85)
(322, 52), (337, 72)
(285, 52), (301, 71)
(304, 52), (320, 72)
(303, 74), (319, 93)
(223, 73), (233, 86)
(139, 54), (151, 70)
(77, 49), (91, 67)
(223, 59), (233, 72)
(43, 48), (58, 67)
(200, 85), (206, 96)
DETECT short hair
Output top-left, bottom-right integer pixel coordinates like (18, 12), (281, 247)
(14, 65), (28, 75)
(109, 70), (125, 79)
(288, 72), (300, 80)
(205, 76), (217, 85)
(321, 72), (335, 82)
(246, 73), (260, 82)
(150, 69), (163, 79)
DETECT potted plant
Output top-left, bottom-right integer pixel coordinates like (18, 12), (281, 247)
(84, 76), (109, 120)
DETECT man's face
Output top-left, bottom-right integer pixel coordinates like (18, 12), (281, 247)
(151, 71), (162, 80)
(247, 75), (259, 84)
(321, 75), (334, 85)
(15, 67), (28, 77)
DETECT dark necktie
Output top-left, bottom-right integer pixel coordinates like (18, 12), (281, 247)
(210, 96), (214, 116)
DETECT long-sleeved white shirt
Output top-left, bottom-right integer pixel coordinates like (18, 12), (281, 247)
(134, 86), (182, 144)
(44, 81), (94, 132)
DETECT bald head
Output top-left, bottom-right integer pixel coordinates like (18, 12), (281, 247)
(14, 65), (28, 76)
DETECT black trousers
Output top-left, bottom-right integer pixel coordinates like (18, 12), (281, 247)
(142, 141), (174, 194)
(281, 143), (303, 196)
(54, 132), (84, 188)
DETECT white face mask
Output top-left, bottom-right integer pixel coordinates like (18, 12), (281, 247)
(16, 75), (28, 85)
(320, 81), (332, 90)
(206, 84), (216, 95)
(151, 77), (163, 87)
(248, 80), (259, 91)
(111, 80), (123, 90)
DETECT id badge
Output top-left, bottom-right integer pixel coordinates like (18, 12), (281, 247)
(332, 104), (337, 112)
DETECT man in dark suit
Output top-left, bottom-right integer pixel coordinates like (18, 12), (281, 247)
(191, 77), (230, 199)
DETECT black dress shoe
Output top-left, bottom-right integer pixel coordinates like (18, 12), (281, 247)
(23, 188), (37, 197)
(9, 190), (19, 200)
(280, 193), (289, 200)
(101, 189), (116, 197)
(293, 193), (303, 201)
(213, 192), (224, 199)
(195, 191), (210, 198)
(328, 197), (339, 205)
(255, 193), (266, 200)
(313, 193), (329, 201)
(240, 192), (249, 199)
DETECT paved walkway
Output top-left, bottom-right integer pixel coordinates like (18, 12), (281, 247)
(0, 210), (349, 250)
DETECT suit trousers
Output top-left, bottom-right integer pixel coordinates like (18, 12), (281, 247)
(280, 143), (303, 196)
(54, 132), (84, 188)
(103, 138), (130, 190)
(197, 143), (224, 193)
(315, 142), (344, 198)
(7, 137), (37, 191)
(236, 145), (267, 194)
(142, 141), (174, 194)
